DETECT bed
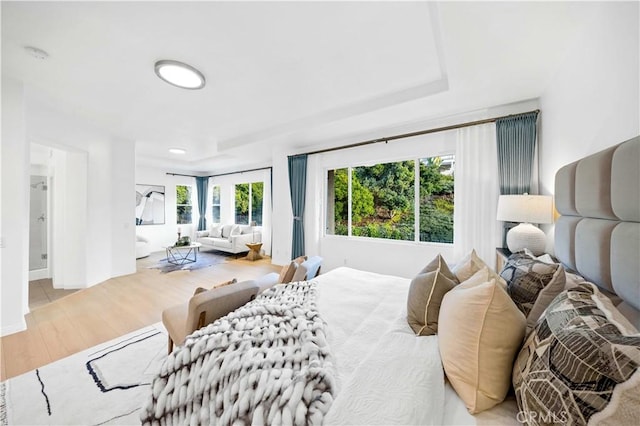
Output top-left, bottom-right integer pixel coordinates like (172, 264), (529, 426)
(140, 136), (639, 425)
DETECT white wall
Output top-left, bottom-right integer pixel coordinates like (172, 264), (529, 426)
(50, 149), (88, 289)
(135, 166), (197, 252)
(539, 2), (639, 195)
(1, 77), (29, 335)
(538, 2), (639, 253)
(27, 101), (137, 289)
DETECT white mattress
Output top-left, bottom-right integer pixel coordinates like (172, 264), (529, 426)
(314, 266), (519, 425)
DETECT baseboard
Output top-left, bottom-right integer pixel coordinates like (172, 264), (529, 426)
(29, 268), (50, 281)
(1, 318), (27, 337)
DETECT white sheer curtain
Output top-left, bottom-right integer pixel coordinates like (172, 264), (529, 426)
(453, 123), (501, 268)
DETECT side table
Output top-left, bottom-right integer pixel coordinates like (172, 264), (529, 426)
(245, 242), (263, 261)
(495, 247), (512, 273)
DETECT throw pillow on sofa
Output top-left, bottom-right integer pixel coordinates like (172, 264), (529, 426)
(210, 224), (223, 238)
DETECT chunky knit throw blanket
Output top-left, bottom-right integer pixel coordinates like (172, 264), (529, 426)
(140, 281), (336, 425)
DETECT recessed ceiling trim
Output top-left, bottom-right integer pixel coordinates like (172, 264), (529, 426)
(154, 60), (205, 90)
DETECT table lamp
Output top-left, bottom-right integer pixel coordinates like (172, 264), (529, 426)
(496, 194), (553, 255)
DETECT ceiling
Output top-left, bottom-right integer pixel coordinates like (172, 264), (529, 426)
(2, 1), (600, 173)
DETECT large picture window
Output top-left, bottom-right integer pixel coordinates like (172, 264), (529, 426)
(234, 182), (264, 225)
(327, 155), (454, 243)
(176, 185), (192, 224)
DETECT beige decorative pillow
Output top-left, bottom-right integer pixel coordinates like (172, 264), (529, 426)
(439, 278), (526, 414)
(452, 249), (507, 288)
(293, 255), (307, 265)
(278, 261), (297, 283)
(406, 268), (457, 336)
(419, 253), (459, 284)
(193, 278), (237, 295)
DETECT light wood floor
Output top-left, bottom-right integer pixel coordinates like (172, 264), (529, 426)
(0, 251), (280, 381)
(29, 278), (78, 310)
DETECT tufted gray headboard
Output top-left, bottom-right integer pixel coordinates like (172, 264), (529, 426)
(554, 136), (640, 328)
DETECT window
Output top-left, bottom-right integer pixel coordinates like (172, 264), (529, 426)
(211, 185), (221, 223)
(176, 185), (192, 224)
(419, 155), (455, 243)
(234, 182), (264, 225)
(326, 155), (454, 244)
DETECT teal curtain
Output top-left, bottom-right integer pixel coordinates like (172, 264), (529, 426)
(288, 155), (307, 259)
(496, 111), (539, 195)
(196, 177), (208, 231)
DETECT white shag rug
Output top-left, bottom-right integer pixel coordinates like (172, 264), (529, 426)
(1, 323), (167, 425)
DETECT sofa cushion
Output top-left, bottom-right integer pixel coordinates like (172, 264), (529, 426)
(214, 239), (232, 249)
(230, 225), (242, 239)
(239, 225), (253, 235)
(210, 224), (222, 238)
(221, 224), (234, 238)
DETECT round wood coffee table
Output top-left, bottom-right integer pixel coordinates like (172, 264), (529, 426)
(245, 242), (263, 261)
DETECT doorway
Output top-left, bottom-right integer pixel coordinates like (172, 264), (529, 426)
(29, 175), (49, 276)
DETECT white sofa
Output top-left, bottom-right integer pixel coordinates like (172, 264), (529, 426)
(195, 224), (261, 254)
(136, 235), (151, 259)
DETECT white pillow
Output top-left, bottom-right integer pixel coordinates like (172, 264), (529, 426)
(229, 225), (241, 240)
(210, 224), (222, 238)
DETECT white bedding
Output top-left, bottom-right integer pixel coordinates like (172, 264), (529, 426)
(315, 267), (444, 425)
(314, 266), (519, 425)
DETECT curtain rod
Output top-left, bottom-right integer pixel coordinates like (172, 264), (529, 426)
(166, 166), (272, 179)
(296, 109), (540, 157)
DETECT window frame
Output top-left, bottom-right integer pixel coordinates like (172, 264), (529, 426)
(324, 153), (455, 245)
(175, 184), (193, 225)
(234, 181), (264, 226)
(210, 184), (221, 224)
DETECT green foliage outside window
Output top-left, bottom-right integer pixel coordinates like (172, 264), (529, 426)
(235, 182), (263, 225)
(328, 156), (454, 243)
(176, 185), (192, 224)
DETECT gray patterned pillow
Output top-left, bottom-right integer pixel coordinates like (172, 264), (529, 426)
(500, 252), (565, 330)
(513, 283), (640, 426)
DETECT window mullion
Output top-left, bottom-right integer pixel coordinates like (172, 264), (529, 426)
(414, 159), (420, 242)
(347, 167), (352, 237)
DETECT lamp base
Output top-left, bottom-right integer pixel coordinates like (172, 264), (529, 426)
(506, 223), (546, 256)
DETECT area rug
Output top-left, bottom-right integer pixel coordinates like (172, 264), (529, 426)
(0, 323), (167, 425)
(148, 250), (235, 273)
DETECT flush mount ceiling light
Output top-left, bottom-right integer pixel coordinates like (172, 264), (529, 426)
(168, 148), (187, 155)
(154, 60), (205, 90)
(24, 46), (49, 60)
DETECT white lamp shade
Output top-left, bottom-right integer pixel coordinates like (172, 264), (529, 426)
(496, 195), (553, 224)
